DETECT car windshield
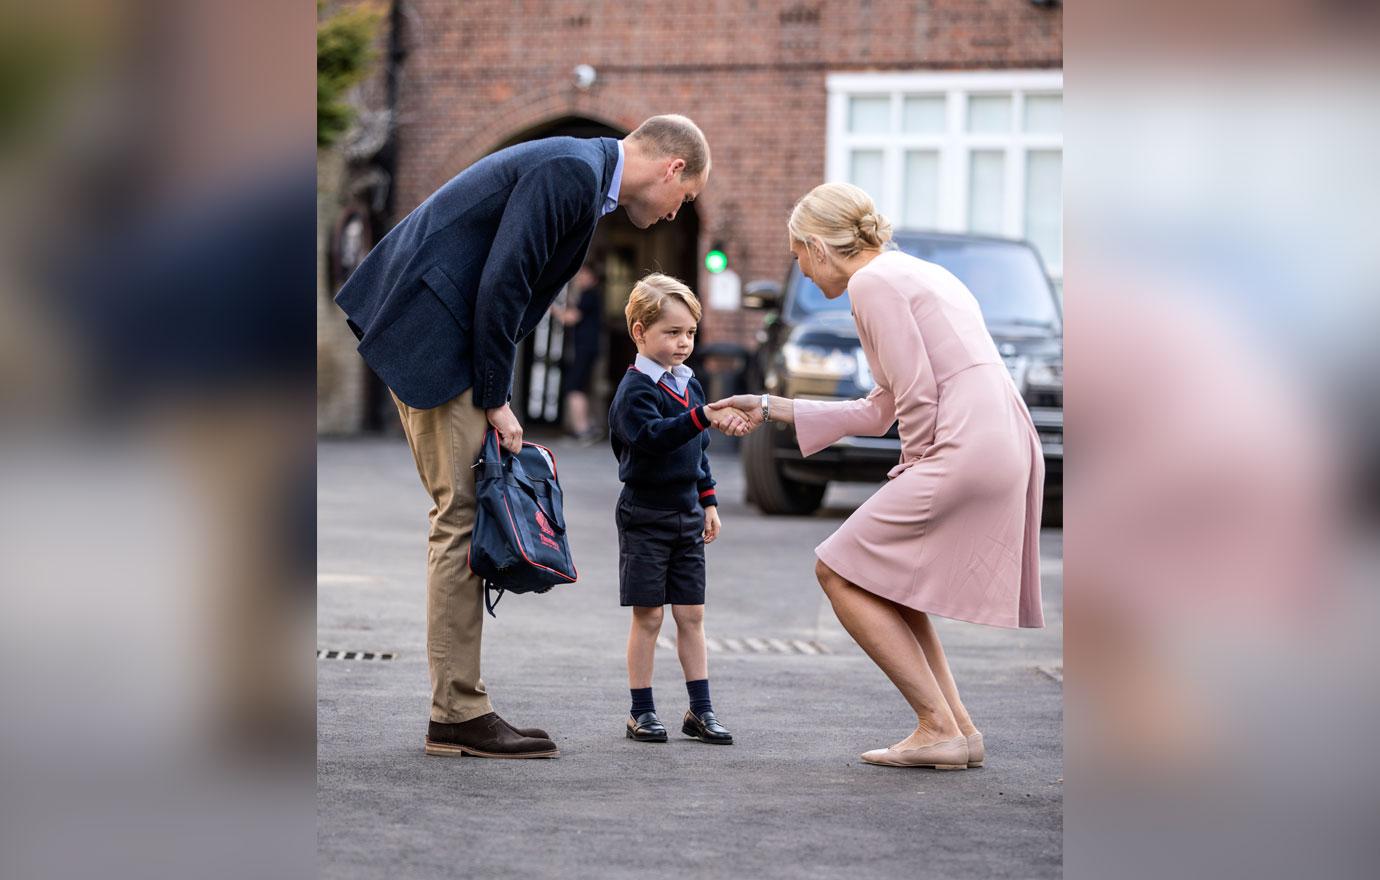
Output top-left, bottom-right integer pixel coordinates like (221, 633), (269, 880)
(790, 237), (1060, 329)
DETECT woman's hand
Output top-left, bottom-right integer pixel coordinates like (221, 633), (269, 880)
(708, 394), (776, 429)
(706, 403), (752, 437)
(702, 506), (722, 544)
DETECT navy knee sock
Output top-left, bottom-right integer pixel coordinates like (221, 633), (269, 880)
(686, 679), (713, 717)
(630, 687), (655, 719)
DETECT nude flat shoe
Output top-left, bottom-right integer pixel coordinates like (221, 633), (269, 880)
(966, 732), (984, 768)
(860, 735), (969, 770)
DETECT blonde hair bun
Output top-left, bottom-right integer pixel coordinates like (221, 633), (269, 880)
(788, 182), (893, 258)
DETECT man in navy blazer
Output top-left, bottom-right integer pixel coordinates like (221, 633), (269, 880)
(335, 115), (711, 759)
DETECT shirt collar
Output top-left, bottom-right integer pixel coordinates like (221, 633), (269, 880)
(601, 140), (624, 217)
(634, 353), (693, 395)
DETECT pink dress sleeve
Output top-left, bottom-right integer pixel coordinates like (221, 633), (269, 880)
(794, 267), (936, 464)
(794, 386), (897, 457)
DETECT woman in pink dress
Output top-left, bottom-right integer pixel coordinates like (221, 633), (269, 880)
(711, 183), (1044, 769)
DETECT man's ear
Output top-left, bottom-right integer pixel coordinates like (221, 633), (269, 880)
(665, 158), (686, 181)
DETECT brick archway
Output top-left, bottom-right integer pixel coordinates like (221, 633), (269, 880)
(435, 87), (650, 186)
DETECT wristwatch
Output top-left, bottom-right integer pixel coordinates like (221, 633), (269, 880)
(760, 394), (770, 423)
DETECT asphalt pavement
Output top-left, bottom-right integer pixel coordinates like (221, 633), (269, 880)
(318, 431), (1063, 879)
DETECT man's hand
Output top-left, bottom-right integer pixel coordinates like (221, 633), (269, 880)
(708, 395), (763, 431)
(703, 505), (722, 544)
(706, 403), (752, 437)
(486, 403), (524, 454)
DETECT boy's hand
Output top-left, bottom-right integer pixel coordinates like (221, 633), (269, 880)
(708, 396), (763, 431)
(706, 404), (751, 437)
(703, 506), (722, 544)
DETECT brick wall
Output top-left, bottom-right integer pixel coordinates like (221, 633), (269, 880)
(317, 1), (1060, 432)
(390, 0), (1059, 346)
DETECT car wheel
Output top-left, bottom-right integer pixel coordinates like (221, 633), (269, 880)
(743, 425), (826, 515)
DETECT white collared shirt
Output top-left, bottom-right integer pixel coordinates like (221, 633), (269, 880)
(601, 140), (624, 217)
(634, 353), (693, 397)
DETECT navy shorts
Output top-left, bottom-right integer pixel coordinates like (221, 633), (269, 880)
(616, 498), (706, 607)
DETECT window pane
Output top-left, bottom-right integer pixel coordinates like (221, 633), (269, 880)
(848, 96), (891, 134)
(968, 150), (1005, 235)
(849, 150), (884, 202)
(903, 151), (939, 229)
(902, 95), (945, 134)
(967, 95), (1012, 133)
(1024, 94), (1062, 134)
(1025, 150), (1062, 273)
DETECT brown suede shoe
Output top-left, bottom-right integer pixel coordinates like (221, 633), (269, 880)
(425, 713), (559, 759)
(499, 717), (550, 741)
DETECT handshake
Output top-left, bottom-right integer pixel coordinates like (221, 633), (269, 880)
(704, 394), (769, 438)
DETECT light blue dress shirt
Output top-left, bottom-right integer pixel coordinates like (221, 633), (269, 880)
(602, 140), (624, 217)
(634, 353), (693, 397)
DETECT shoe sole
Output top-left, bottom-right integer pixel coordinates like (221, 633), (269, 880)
(625, 728), (668, 743)
(681, 722), (733, 745)
(859, 754), (967, 770)
(423, 738), (559, 759)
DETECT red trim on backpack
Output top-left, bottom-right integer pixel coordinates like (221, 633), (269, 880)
(501, 492), (578, 583)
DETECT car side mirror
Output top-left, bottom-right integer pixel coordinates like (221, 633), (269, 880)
(743, 279), (782, 310)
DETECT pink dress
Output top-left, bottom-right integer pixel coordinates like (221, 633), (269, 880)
(794, 250), (1044, 628)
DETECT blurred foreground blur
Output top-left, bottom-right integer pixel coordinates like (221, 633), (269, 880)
(0, 3), (315, 879)
(2, 1), (1379, 878)
(1066, 1), (1380, 878)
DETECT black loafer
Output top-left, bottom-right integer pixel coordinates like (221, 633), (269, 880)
(682, 710), (733, 745)
(626, 711), (668, 742)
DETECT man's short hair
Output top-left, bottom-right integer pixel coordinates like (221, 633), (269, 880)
(627, 115), (711, 180)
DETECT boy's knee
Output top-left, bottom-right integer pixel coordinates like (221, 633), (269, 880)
(671, 604), (704, 628)
(632, 606), (664, 631)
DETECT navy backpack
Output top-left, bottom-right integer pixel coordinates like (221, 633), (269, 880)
(469, 428), (578, 615)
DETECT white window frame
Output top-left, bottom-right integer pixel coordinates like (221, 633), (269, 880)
(826, 70), (1063, 277)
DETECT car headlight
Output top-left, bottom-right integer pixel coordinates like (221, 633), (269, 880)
(783, 342), (858, 380)
(855, 353), (875, 390)
(1026, 360), (1063, 390)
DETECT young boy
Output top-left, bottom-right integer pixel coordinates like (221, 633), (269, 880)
(608, 273), (749, 745)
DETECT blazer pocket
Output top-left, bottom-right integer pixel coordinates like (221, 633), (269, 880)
(422, 266), (474, 333)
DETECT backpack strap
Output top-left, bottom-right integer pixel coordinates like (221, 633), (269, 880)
(483, 580), (505, 618)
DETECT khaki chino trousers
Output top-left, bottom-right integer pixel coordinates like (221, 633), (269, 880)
(391, 388), (494, 723)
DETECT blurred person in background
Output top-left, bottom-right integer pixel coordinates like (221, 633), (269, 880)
(333, 114), (710, 759)
(554, 261), (605, 444)
(713, 183), (1044, 769)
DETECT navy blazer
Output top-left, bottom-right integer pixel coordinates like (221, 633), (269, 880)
(335, 136), (619, 409)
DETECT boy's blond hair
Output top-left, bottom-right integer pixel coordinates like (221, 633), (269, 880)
(624, 273), (702, 338)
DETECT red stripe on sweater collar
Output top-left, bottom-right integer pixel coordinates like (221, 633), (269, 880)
(627, 364), (691, 407)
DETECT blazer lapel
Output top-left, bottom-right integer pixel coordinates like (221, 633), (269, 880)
(594, 137), (618, 217)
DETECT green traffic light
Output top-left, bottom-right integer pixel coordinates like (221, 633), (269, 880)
(705, 249), (728, 274)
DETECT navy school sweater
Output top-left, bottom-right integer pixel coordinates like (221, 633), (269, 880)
(608, 366), (718, 512)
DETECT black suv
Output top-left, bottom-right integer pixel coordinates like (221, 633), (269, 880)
(741, 231), (1063, 524)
